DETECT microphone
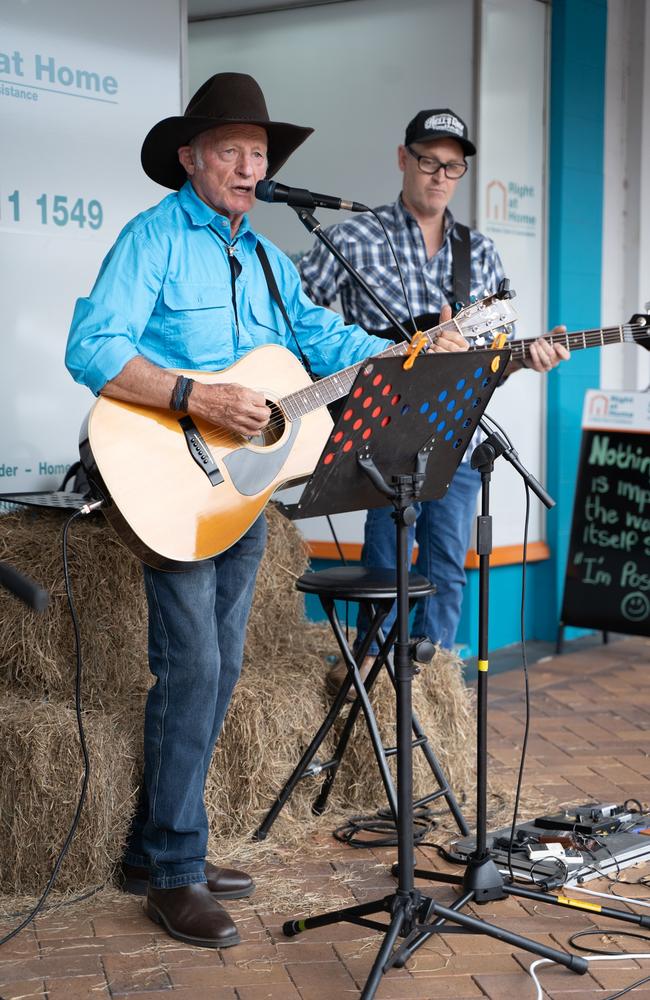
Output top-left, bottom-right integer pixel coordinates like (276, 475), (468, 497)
(255, 179), (368, 213)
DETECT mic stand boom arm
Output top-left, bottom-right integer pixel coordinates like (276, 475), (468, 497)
(292, 207), (413, 344)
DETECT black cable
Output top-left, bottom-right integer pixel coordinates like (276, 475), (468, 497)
(333, 808), (436, 849)
(0, 507), (91, 948)
(569, 928), (650, 954)
(0, 883), (105, 921)
(604, 977), (650, 1000)
(368, 210), (419, 336)
(568, 930), (650, 1000)
(506, 482), (532, 882)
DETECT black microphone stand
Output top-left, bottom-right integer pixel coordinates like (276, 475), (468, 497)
(292, 207), (413, 344)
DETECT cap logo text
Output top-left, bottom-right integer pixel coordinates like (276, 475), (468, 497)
(424, 113), (463, 136)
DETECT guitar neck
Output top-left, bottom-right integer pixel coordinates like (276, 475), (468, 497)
(503, 322), (649, 364)
(279, 337), (413, 420)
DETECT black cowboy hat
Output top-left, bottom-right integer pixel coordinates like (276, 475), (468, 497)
(141, 72), (314, 190)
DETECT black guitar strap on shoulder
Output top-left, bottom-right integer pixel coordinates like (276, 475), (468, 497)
(255, 241), (315, 380)
(451, 222), (471, 315)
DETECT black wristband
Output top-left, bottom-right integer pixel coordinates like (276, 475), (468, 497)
(170, 375), (190, 411)
(179, 378), (194, 412)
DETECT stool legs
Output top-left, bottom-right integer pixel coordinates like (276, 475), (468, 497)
(255, 591), (469, 841)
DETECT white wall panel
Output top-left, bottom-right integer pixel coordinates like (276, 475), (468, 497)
(0, 0), (184, 491)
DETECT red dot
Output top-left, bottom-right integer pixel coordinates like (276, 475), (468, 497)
(382, 383), (392, 396)
(391, 394), (401, 406)
(372, 406), (381, 418)
(343, 408), (353, 421)
(363, 396), (373, 409)
(343, 440), (353, 453)
(353, 386), (363, 398)
(324, 452), (335, 465)
(381, 416), (391, 427)
(362, 428), (372, 440)
(353, 418), (363, 430)
(372, 374), (382, 386)
(333, 431), (343, 443)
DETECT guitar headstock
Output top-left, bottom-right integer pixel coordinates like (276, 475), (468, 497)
(453, 291), (519, 344)
(629, 313), (650, 352)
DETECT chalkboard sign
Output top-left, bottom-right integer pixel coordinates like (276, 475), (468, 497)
(560, 390), (650, 637)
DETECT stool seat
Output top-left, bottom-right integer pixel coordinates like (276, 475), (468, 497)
(296, 566), (435, 601)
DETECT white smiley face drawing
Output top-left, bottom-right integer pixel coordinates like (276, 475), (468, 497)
(621, 591), (650, 622)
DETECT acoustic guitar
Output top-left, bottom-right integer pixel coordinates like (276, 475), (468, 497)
(79, 292), (518, 569)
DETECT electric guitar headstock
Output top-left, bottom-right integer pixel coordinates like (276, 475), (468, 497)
(446, 281), (518, 346)
(629, 312), (650, 351)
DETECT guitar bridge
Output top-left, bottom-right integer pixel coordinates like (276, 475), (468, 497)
(179, 416), (224, 486)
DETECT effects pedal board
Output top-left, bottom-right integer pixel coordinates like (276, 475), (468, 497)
(453, 801), (650, 885)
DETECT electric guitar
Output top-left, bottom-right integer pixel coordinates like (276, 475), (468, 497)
(79, 292), (517, 569)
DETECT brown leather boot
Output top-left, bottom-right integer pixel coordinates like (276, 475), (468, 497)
(326, 655), (375, 701)
(144, 882), (240, 948)
(118, 860), (255, 899)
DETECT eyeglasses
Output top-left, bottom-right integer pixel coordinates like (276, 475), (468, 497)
(406, 145), (467, 179)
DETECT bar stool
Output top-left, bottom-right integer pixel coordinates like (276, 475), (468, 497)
(254, 565), (468, 840)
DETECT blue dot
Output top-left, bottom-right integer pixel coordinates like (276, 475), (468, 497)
(419, 401), (430, 415)
(456, 378), (466, 391)
(445, 429), (454, 441)
(474, 367), (483, 379)
(463, 418), (472, 428)
(455, 409), (464, 421)
(472, 398), (481, 408)
(438, 389), (448, 402)
(482, 377), (491, 388)
(428, 410), (438, 423)
(437, 419), (446, 432)
(464, 388), (473, 400)
(453, 438), (463, 449)
(447, 399), (456, 411)
(401, 404), (411, 416)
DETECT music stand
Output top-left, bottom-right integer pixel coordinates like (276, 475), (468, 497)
(280, 349), (586, 997)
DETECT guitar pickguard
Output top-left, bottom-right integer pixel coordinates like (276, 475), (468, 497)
(222, 418), (301, 496)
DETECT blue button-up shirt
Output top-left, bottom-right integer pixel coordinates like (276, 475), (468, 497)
(66, 181), (389, 394)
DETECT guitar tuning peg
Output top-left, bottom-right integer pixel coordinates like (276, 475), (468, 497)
(497, 278), (516, 300)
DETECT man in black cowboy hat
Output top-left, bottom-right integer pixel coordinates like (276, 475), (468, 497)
(66, 74), (470, 949)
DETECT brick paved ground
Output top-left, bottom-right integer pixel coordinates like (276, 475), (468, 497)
(1, 635), (650, 1000)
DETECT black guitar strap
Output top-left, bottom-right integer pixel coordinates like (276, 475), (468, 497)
(451, 222), (471, 315)
(255, 241), (315, 379)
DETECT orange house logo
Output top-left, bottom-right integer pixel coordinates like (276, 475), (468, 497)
(486, 180), (507, 221)
(589, 394), (609, 417)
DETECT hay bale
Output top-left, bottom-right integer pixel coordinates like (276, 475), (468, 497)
(206, 628), (477, 844)
(0, 509), (150, 710)
(0, 503), (479, 888)
(0, 504), (305, 710)
(0, 695), (138, 893)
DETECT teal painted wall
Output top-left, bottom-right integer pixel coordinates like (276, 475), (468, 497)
(304, 0), (608, 654)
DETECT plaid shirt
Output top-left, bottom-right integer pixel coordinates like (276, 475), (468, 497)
(298, 195), (505, 334)
(298, 196), (507, 461)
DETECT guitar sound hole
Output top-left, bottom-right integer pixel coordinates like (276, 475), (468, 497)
(248, 401), (285, 447)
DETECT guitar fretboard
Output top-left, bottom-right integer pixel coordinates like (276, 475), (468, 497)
(503, 322), (649, 364)
(279, 318), (649, 420)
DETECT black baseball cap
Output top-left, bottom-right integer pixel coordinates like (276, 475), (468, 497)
(404, 108), (476, 157)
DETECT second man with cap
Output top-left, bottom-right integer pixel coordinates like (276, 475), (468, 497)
(299, 106), (569, 688)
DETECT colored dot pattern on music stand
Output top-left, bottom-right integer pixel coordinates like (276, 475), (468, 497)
(321, 362), (495, 465)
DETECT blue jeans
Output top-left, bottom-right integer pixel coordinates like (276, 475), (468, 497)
(357, 461), (481, 653)
(124, 515), (267, 889)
